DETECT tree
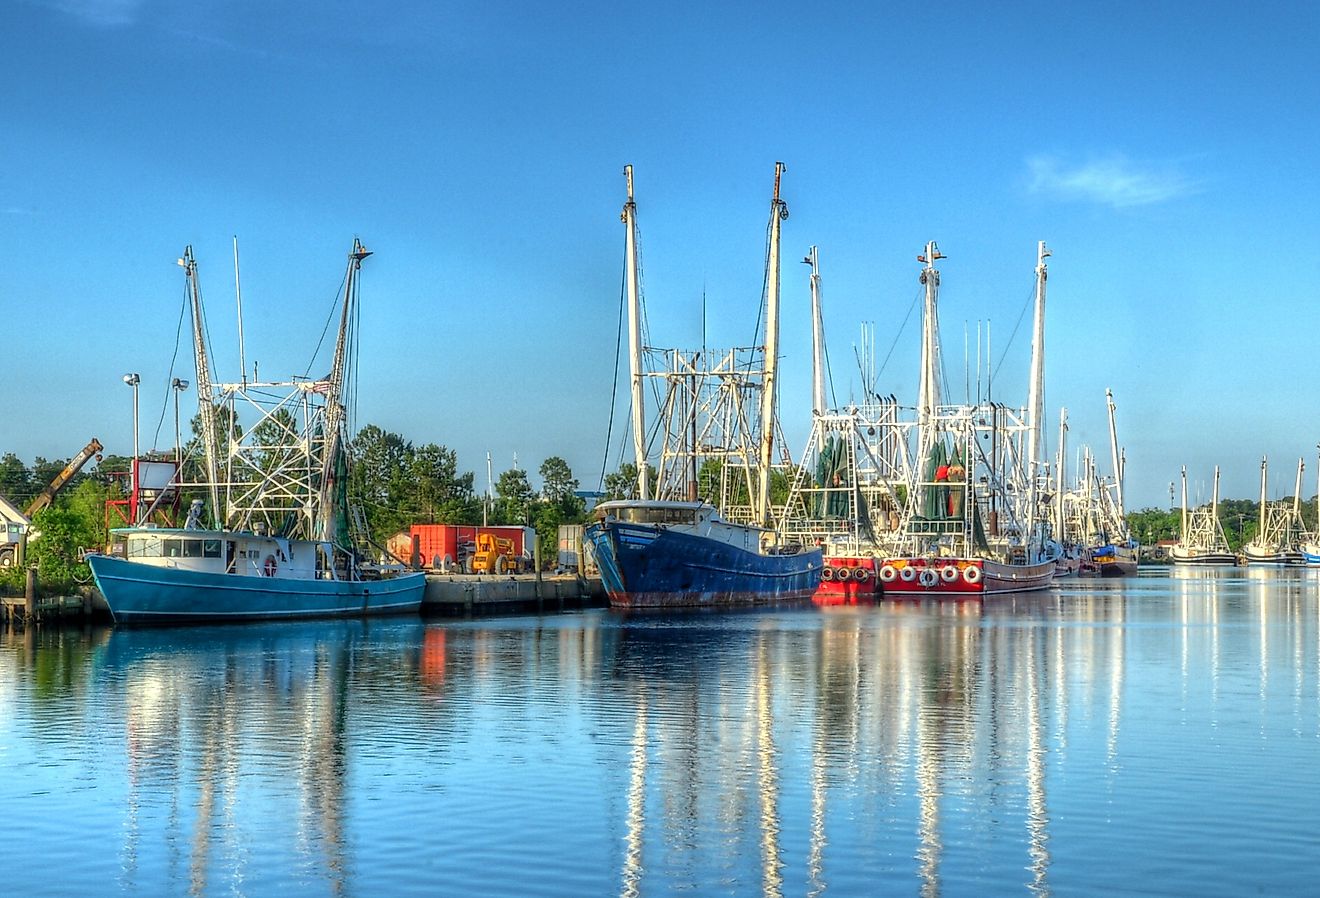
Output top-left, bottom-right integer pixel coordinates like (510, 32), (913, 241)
(0, 453), (31, 505)
(349, 424), (413, 538)
(540, 456), (584, 519)
(494, 468), (535, 525)
(603, 462), (658, 500)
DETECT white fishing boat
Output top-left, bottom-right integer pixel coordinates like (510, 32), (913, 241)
(879, 241), (1058, 596)
(88, 240), (426, 624)
(1242, 456), (1308, 565)
(1168, 466), (1237, 565)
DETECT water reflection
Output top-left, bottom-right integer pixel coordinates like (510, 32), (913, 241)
(1, 571), (1318, 896)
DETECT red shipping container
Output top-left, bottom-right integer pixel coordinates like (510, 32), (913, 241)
(409, 524), (533, 570)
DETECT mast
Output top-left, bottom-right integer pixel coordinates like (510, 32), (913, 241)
(806, 245), (827, 416)
(756, 162), (788, 528)
(1027, 241), (1051, 557)
(1293, 457), (1304, 528)
(1056, 408), (1068, 544)
(1180, 466), (1188, 541)
(1257, 455), (1268, 537)
(916, 241), (944, 480)
(180, 246), (222, 525)
(318, 238), (371, 544)
(622, 165), (649, 501)
(1105, 387), (1125, 519)
(1214, 465), (1223, 545)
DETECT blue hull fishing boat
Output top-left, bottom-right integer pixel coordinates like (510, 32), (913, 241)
(88, 239), (424, 625)
(589, 164), (820, 609)
(89, 544), (423, 625)
(586, 500), (821, 609)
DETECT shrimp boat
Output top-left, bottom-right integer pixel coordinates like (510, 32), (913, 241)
(88, 240), (426, 624)
(1168, 466), (1237, 565)
(777, 254), (907, 603)
(879, 242), (1057, 597)
(585, 164), (822, 608)
(1059, 392), (1139, 576)
(1242, 456), (1308, 565)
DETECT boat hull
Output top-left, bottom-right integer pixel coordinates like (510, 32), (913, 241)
(88, 554), (426, 625)
(1087, 543), (1140, 577)
(584, 520), (822, 609)
(877, 557), (1055, 597)
(1243, 546), (1306, 566)
(815, 557), (882, 604)
(1168, 545), (1237, 566)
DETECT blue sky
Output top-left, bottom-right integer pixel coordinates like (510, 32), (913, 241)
(3, 0), (1318, 510)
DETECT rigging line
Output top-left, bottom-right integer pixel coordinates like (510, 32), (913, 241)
(598, 251), (628, 492)
(151, 285), (191, 450)
(304, 267), (351, 379)
(991, 280), (1036, 382)
(874, 285), (923, 383)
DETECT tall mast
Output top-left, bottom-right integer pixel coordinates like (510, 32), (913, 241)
(1214, 465), (1223, 540)
(1293, 457), (1304, 524)
(622, 165), (649, 501)
(1258, 455), (1268, 536)
(806, 245), (827, 416)
(1027, 241), (1051, 555)
(756, 162), (788, 528)
(180, 246), (221, 525)
(1105, 388), (1125, 518)
(318, 238), (371, 543)
(1180, 466), (1188, 540)
(1056, 407), (1068, 544)
(916, 241), (944, 475)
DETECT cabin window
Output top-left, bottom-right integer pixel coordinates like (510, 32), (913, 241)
(163, 539), (182, 558)
(203, 539), (222, 558)
(182, 540), (202, 558)
(127, 538), (161, 558)
(618, 507), (697, 525)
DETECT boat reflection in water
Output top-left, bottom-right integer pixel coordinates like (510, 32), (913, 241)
(3, 570), (1320, 896)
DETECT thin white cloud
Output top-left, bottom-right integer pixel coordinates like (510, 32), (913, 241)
(1027, 155), (1197, 208)
(41, 0), (144, 27)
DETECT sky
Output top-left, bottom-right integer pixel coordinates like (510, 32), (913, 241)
(3, 0), (1318, 510)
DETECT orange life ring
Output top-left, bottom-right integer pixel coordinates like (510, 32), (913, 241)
(263, 554), (277, 577)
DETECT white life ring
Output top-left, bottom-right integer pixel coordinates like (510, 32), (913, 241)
(879, 565), (898, 583)
(899, 566), (917, 582)
(836, 567), (852, 581)
(963, 565), (983, 584)
(940, 565), (960, 583)
(918, 568), (939, 588)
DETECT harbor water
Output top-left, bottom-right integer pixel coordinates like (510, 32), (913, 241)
(2, 567), (1318, 896)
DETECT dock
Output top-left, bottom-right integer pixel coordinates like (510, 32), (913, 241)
(422, 572), (606, 616)
(2, 572), (607, 626)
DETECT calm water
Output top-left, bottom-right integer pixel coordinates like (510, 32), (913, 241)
(2, 568), (1319, 896)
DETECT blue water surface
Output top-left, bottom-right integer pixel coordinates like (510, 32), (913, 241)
(1, 566), (1317, 897)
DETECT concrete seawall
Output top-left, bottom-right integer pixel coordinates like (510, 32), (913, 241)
(422, 572), (607, 616)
